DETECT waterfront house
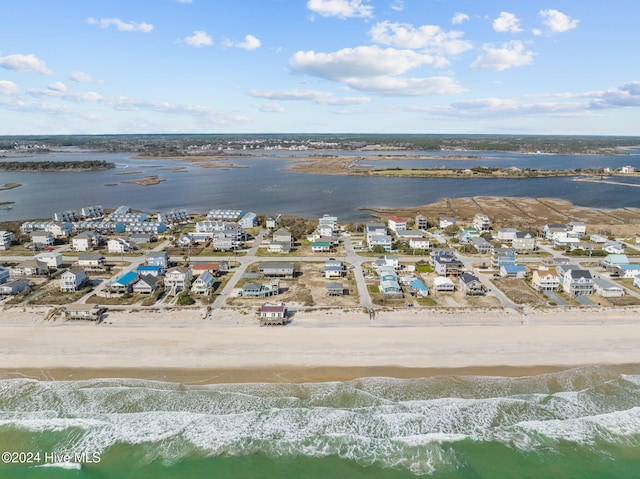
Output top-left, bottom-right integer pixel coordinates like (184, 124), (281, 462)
(30, 231), (54, 248)
(165, 267), (192, 292)
(531, 267), (560, 291)
(146, 251), (170, 269)
(500, 264), (527, 278)
(458, 271), (485, 295)
(272, 227), (293, 248)
(543, 224), (566, 241)
(459, 272), (486, 296)
(12, 259), (48, 277)
(473, 214), (491, 232)
(408, 278), (429, 297)
(258, 263), (295, 278)
(108, 272), (139, 294)
(379, 278), (403, 298)
(388, 216), (407, 233)
(243, 279), (280, 298)
(415, 214), (429, 230)
(0, 279), (30, 295)
(35, 252), (63, 270)
(59, 267), (87, 292)
(136, 265), (163, 277)
(266, 217), (277, 229)
(63, 304), (105, 321)
(562, 269), (594, 296)
(78, 254), (106, 270)
(0, 231), (13, 250)
(593, 278), (625, 298)
(192, 271), (216, 295)
(239, 212), (258, 229)
(395, 229), (423, 240)
(46, 222), (73, 239)
(259, 302), (287, 326)
(365, 223), (387, 240)
(621, 165), (635, 174)
(133, 275), (159, 295)
(432, 276), (455, 292)
(326, 282), (345, 296)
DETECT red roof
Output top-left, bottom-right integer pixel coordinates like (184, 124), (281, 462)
(192, 263), (219, 271)
(260, 303), (286, 313)
(389, 216), (406, 223)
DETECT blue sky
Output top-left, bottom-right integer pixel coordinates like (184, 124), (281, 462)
(1, 0), (639, 135)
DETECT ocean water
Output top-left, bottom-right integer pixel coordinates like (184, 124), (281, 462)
(1, 366), (640, 478)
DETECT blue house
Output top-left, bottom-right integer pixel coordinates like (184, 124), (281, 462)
(146, 251), (170, 269)
(408, 278), (428, 297)
(500, 264), (527, 278)
(108, 271), (139, 293)
(136, 264), (164, 277)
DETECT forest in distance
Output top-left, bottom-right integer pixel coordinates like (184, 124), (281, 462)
(2, 133), (640, 156)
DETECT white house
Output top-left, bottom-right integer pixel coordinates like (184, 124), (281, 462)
(108, 237), (134, 254)
(439, 217), (456, 229)
(165, 266), (192, 292)
(433, 276), (455, 292)
(78, 254), (106, 270)
(621, 165), (635, 174)
(72, 231), (103, 252)
(473, 214), (491, 232)
(409, 237), (431, 250)
(593, 278), (624, 297)
(0, 231), (13, 250)
(35, 252), (63, 270)
(497, 228), (520, 242)
(30, 231), (55, 247)
(562, 269), (594, 296)
(531, 267), (560, 291)
(388, 216), (407, 233)
(567, 221), (586, 237)
(59, 267), (87, 292)
(603, 241), (625, 254)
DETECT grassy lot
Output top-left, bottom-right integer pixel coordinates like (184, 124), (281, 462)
(491, 278), (550, 307)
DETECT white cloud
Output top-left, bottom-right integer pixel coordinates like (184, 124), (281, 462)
(256, 103), (285, 113)
(70, 71), (99, 83)
(471, 41), (534, 71)
(183, 30), (213, 47)
(0, 53), (52, 75)
(493, 12), (522, 33)
(390, 0), (404, 12)
(231, 34), (261, 51)
(247, 88), (370, 105)
(345, 76), (464, 96)
(0, 80), (19, 96)
(290, 46), (437, 80)
(451, 13), (469, 25)
(307, 0), (373, 19)
(87, 17), (154, 33)
(539, 9), (579, 33)
(369, 21), (473, 56)
(589, 82), (640, 109)
(48, 81), (67, 92)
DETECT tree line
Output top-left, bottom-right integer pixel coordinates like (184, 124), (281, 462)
(0, 160), (115, 171)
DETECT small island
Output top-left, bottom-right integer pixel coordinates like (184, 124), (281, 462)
(0, 160), (115, 171)
(0, 182), (21, 191)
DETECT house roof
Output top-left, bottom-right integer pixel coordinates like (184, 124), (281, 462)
(196, 270), (215, 284)
(325, 282), (344, 290)
(567, 269), (593, 279)
(618, 264), (640, 270)
(191, 263), (220, 271)
(460, 272), (481, 284)
(259, 263), (294, 269)
(261, 303), (285, 313)
(243, 282), (263, 291)
(112, 271), (139, 286)
(136, 275), (159, 287)
(66, 266), (85, 275)
(409, 279), (428, 292)
(502, 265), (526, 272)
(388, 216), (406, 223)
(594, 278), (622, 290)
(604, 254), (629, 264)
(137, 265), (162, 271)
(433, 277), (454, 286)
(79, 254), (105, 261)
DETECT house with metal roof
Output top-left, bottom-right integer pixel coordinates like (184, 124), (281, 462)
(326, 282), (345, 296)
(192, 271), (216, 295)
(593, 278), (624, 297)
(259, 302), (287, 326)
(133, 275), (159, 295)
(108, 272), (139, 293)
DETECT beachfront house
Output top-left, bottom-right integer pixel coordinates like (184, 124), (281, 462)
(78, 254), (106, 270)
(243, 279), (280, 298)
(239, 212), (258, 229)
(108, 272), (139, 294)
(136, 265), (163, 277)
(192, 270), (216, 295)
(133, 275), (159, 295)
(459, 272), (486, 296)
(59, 267), (87, 292)
(593, 278), (625, 298)
(432, 276), (455, 292)
(368, 234), (393, 252)
(0, 231), (13, 250)
(562, 269), (594, 296)
(408, 278), (429, 297)
(473, 214), (491, 232)
(512, 232), (536, 252)
(63, 304), (105, 321)
(259, 302), (287, 326)
(531, 267), (560, 291)
(258, 263), (295, 278)
(326, 282), (345, 296)
(500, 264), (527, 278)
(0, 279), (30, 295)
(164, 267), (192, 292)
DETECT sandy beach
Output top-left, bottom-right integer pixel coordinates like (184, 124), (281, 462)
(1, 305), (640, 382)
